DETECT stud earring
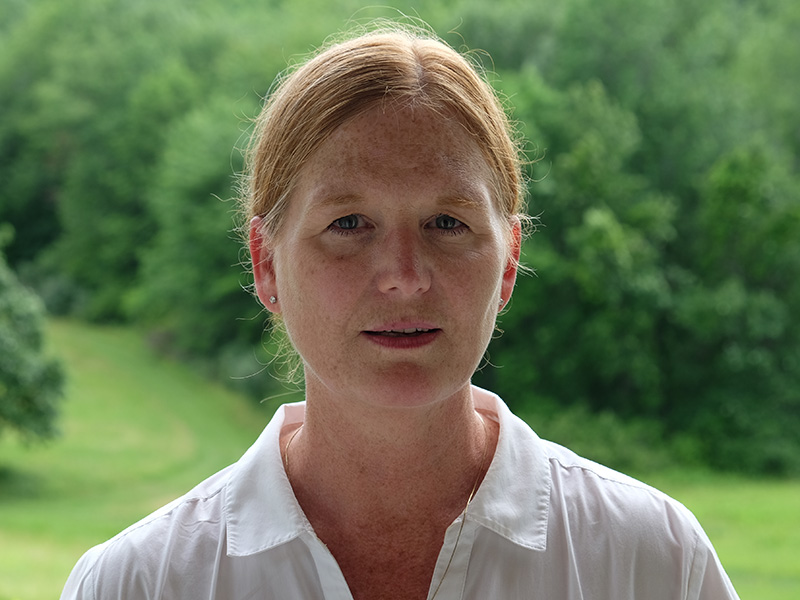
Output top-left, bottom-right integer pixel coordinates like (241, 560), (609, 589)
(499, 297), (504, 306)
(269, 296), (277, 304)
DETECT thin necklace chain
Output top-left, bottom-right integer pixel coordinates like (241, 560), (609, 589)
(283, 424), (302, 474)
(282, 413), (491, 600)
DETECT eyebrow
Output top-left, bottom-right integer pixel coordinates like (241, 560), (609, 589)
(313, 193), (363, 209)
(308, 190), (490, 213)
(437, 194), (487, 211)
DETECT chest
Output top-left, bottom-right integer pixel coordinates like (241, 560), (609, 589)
(321, 523), (445, 600)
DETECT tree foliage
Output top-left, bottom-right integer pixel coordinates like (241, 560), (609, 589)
(0, 226), (64, 441)
(468, 0), (800, 473)
(1, 0), (798, 472)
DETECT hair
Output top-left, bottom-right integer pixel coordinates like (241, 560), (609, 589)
(241, 24), (527, 240)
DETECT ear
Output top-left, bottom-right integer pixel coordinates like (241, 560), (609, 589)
(249, 216), (280, 313)
(500, 218), (522, 310)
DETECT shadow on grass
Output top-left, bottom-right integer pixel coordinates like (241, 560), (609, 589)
(0, 464), (44, 501)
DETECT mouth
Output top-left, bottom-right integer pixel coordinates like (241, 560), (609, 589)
(365, 327), (440, 338)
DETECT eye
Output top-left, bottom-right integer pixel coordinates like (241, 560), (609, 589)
(328, 214), (363, 234)
(432, 214), (468, 234)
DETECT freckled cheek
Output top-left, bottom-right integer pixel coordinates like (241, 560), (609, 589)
(294, 257), (365, 311)
(442, 252), (505, 296)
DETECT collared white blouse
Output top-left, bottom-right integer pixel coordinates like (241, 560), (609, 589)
(61, 387), (739, 599)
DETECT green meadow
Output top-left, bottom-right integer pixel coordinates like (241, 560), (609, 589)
(0, 320), (285, 599)
(1, 320), (798, 599)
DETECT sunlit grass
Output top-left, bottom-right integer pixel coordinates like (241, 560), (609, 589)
(647, 473), (800, 600)
(0, 320), (797, 599)
(0, 320), (286, 600)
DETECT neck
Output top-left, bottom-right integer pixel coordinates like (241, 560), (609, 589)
(282, 381), (496, 526)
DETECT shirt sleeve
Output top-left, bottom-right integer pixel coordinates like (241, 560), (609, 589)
(687, 527), (741, 600)
(60, 537), (170, 600)
(60, 545), (102, 600)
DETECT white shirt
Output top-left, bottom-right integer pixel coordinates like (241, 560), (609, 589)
(61, 387), (739, 599)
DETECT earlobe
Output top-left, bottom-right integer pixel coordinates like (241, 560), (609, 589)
(249, 217), (280, 312)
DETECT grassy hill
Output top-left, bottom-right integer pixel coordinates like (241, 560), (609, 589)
(0, 320), (797, 599)
(0, 320), (292, 599)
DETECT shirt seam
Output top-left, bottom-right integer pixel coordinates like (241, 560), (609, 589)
(86, 552), (99, 600)
(548, 454), (665, 497)
(472, 451), (671, 551)
(684, 522), (702, 600)
(105, 483), (227, 551)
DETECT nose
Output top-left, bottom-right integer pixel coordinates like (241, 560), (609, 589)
(375, 227), (432, 297)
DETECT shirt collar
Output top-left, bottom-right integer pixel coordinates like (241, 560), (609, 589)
(223, 387), (551, 556)
(469, 386), (551, 551)
(224, 402), (310, 557)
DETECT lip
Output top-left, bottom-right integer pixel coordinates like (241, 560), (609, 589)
(362, 321), (441, 349)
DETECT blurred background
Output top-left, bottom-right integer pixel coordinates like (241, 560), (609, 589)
(1, 0), (798, 598)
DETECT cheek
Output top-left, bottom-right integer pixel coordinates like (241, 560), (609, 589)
(278, 250), (361, 319)
(440, 252), (505, 328)
(456, 246), (506, 294)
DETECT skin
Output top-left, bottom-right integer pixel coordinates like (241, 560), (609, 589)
(249, 104), (520, 599)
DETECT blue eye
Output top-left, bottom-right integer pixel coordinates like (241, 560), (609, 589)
(434, 214), (466, 232)
(332, 215), (360, 230)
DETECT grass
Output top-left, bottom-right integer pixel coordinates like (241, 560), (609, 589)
(646, 472), (800, 599)
(0, 320), (290, 600)
(1, 319), (798, 599)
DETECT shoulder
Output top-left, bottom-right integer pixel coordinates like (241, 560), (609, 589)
(542, 439), (702, 543)
(540, 440), (741, 597)
(474, 400), (740, 598)
(543, 440), (683, 508)
(61, 465), (234, 599)
(544, 441), (741, 597)
(492, 400), (702, 542)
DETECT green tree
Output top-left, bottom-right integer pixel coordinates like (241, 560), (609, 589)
(0, 225), (64, 440)
(664, 146), (800, 472)
(0, 0), (227, 319)
(0, 0), (68, 269)
(477, 69), (675, 419)
(126, 94), (263, 357)
(457, 0), (800, 473)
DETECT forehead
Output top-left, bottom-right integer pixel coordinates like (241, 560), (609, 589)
(294, 105), (495, 199)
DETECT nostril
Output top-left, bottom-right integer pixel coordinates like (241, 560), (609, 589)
(376, 259), (431, 295)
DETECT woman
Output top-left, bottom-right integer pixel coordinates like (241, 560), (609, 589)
(62, 26), (739, 599)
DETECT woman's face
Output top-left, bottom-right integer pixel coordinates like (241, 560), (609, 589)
(252, 105), (519, 408)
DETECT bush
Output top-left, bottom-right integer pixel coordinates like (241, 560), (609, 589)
(0, 224), (65, 440)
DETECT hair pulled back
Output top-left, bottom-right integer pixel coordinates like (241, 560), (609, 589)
(242, 26), (526, 239)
